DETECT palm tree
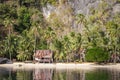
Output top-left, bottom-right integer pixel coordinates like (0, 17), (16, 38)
(105, 20), (120, 63)
(4, 18), (13, 61)
(28, 22), (41, 58)
(53, 38), (64, 62)
(30, 9), (44, 53)
(17, 30), (35, 61)
(44, 27), (56, 49)
(76, 14), (88, 32)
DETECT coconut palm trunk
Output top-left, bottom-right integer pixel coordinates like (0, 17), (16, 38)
(4, 18), (13, 61)
(34, 32), (37, 55)
(113, 46), (117, 64)
(8, 26), (11, 61)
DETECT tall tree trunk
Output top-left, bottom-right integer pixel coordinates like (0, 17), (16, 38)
(8, 27), (11, 61)
(34, 33), (36, 54)
(113, 46), (117, 64)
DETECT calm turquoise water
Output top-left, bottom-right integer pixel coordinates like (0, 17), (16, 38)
(0, 67), (120, 80)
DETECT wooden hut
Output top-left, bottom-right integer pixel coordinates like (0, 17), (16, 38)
(33, 50), (53, 63)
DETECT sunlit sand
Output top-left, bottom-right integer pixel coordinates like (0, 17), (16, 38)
(0, 62), (120, 70)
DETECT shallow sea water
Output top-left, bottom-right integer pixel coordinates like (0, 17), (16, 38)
(0, 67), (120, 80)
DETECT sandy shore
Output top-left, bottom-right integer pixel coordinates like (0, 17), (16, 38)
(0, 62), (120, 70)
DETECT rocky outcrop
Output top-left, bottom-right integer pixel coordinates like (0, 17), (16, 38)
(42, 0), (120, 31)
(42, 0), (120, 17)
(0, 58), (12, 64)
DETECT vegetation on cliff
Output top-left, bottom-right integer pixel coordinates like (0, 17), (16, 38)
(0, 0), (119, 62)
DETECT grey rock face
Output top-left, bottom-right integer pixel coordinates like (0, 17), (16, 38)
(113, 3), (120, 13)
(42, 0), (120, 18)
(68, 0), (101, 15)
(42, 4), (56, 19)
(68, 0), (120, 15)
(42, 0), (120, 30)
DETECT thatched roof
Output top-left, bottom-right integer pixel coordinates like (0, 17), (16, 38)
(33, 50), (53, 59)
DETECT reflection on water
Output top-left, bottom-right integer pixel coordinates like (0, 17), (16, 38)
(0, 67), (120, 80)
(33, 68), (53, 80)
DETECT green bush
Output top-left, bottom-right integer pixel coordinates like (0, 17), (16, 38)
(86, 47), (109, 62)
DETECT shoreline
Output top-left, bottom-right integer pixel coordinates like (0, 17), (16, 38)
(0, 62), (120, 70)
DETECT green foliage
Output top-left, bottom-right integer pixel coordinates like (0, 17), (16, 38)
(76, 14), (86, 24)
(15, 7), (31, 33)
(52, 32), (82, 61)
(16, 30), (34, 61)
(38, 40), (47, 49)
(40, 0), (57, 6)
(0, 34), (18, 59)
(0, 0), (119, 63)
(17, 52), (30, 61)
(0, 40), (6, 57)
(86, 47), (109, 62)
(0, 4), (17, 24)
(18, 0), (33, 7)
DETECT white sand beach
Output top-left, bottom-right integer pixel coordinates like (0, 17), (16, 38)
(0, 62), (120, 70)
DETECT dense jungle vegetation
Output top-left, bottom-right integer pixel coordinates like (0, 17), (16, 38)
(0, 0), (120, 62)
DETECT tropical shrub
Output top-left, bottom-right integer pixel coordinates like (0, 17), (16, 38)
(86, 47), (109, 62)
